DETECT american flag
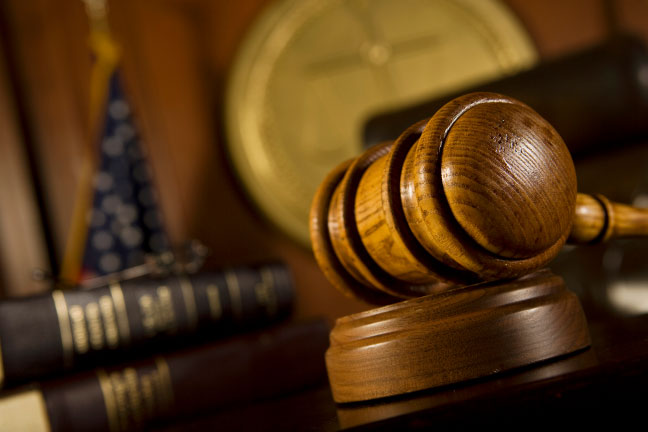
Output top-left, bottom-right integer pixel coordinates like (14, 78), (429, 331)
(79, 72), (169, 280)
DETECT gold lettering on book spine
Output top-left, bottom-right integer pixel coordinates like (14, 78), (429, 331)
(98, 369), (120, 432)
(110, 282), (131, 345)
(179, 276), (198, 329)
(124, 368), (144, 427)
(256, 268), (278, 317)
(86, 302), (105, 350)
(139, 295), (156, 336)
(140, 374), (155, 417)
(157, 286), (177, 333)
(52, 290), (74, 367)
(57, 290), (123, 360)
(69, 305), (89, 354)
(225, 271), (243, 319)
(138, 287), (177, 337)
(155, 357), (174, 407)
(111, 370), (129, 431)
(206, 284), (222, 319)
(99, 295), (119, 348)
(97, 358), (175, 431)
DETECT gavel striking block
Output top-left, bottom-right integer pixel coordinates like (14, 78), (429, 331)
(310, 92), (648, 403)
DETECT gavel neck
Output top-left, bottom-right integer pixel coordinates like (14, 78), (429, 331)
(569, 193), (648, 244)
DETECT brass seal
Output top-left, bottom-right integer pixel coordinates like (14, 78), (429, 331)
(225, 0), (537, 246)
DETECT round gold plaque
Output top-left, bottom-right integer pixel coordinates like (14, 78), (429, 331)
(225, 0), (538, 246)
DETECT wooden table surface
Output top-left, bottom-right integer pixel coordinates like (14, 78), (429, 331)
(156, 302), (648, 431)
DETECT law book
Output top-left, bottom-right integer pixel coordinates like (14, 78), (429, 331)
(0, 263), (293, 388)
(0, 319), (330, 432)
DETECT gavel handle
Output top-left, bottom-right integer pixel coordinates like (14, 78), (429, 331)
(569, 193), (648, 243)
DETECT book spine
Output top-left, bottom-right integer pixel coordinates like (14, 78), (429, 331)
(0, 263), (293, 386)
(0, 319), (329, 432)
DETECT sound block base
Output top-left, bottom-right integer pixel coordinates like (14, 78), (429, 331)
(326, 270), (591, 403)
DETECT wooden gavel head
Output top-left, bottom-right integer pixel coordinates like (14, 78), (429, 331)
(310, 92), (648, 304)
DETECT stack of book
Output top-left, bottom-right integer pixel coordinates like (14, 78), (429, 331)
(0, 263), (330, 431)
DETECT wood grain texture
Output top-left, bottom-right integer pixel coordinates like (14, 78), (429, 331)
(4, 0), (647, 318)
(310, 158), (396, 306)
(404, 93), (573, 281)
(570, 193), (608, 243)
(0, 32), (50, 297)
(0, 0), (91, 271)
(311, 93), (575, 301)
(326, 270), (591, 403)
(355, 121), (464, 290)
(311, 92), (648, 304)
(106, 0), (371, 320)
(441, 102), (576, 259)
(570, 192), (648, 243)
(327, 142), (412, 299)
(0, 0), (370, 317)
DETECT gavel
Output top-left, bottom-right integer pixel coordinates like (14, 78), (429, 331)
(311, 92), (648, 403)
(311, 92), (648, 305)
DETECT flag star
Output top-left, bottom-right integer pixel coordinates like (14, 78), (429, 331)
(99, 253), (121, 273)
(101, 195), (121, 213)
(109, 99), (130, 120)
(120, 226), (143, 248)
(110, 219), (123, 235)
(94, 171), (114, 192)
(115, 123), (135, 141)
(116, 204), (138, 225)
(92, 230), (114, 251)
(103, 136), (125, 156)
(77, 72), (170, 280)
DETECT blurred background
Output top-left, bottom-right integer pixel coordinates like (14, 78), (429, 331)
(1, 0), (648, 322)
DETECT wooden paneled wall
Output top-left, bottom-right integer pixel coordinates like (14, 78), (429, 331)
(0, 0), (647, 317)
(0, 28), (50, 296)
